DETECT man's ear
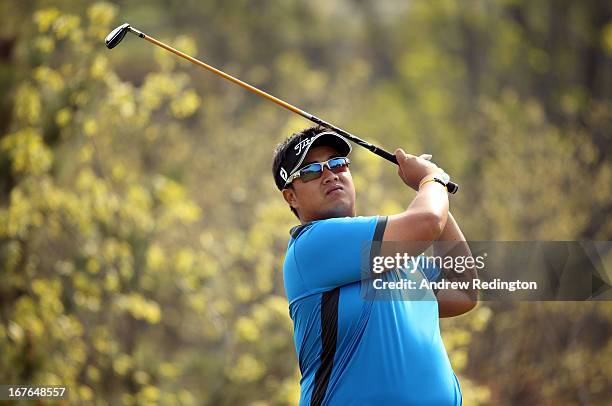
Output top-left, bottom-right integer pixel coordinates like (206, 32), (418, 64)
(282, 187), (299, 211)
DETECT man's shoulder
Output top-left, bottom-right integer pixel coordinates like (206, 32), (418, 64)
(289, 216), (380, 240)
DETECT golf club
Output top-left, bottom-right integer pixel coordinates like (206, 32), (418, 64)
(105, 23), (459, 193)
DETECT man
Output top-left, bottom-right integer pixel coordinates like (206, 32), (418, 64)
(272, 126), (478, 405)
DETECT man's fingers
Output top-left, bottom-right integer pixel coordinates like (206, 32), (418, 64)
(395, 148), (406, 161)
(395, 148), (418, 161)
(396, 149), (435, 165)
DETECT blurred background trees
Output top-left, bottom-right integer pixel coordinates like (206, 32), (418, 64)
(0, 0), (610, 404)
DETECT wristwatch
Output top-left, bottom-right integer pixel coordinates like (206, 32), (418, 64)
(433, 172), (451, 189)
(419, 172), (451, 191)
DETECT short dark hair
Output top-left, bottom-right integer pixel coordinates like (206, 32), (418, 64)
(272, 125), (327, 218)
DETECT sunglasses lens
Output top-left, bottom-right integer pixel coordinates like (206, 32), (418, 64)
(300, 163), (323, 182)
(328, 158), (349, 172)
(293, 158), (349, 184)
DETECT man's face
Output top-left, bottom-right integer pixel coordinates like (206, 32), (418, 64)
(282, 145), (356, 222)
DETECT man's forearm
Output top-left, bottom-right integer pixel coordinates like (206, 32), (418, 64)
(433, 212), (478, 316)
(435, 212), (478, 288)
(437, 212), (466, 242)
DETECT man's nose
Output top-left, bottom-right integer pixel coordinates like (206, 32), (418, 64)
(321, 166), (338, 184)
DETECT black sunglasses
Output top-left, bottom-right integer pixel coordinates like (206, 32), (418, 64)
(284, 157), (350, 187)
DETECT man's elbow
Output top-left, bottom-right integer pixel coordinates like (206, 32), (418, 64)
(459, 288), (479, 314)
(384, 209), (448, 242)
(463, 297), (478, 313)
(438, 292), (478, 318)
(422, 211), (445, 241)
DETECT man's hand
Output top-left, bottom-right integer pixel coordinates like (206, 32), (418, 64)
(394, 148), (444, 191)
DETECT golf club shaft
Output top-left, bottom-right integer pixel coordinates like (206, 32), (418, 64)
(133, 28), (458, 193)
(143, 34), (398, 160)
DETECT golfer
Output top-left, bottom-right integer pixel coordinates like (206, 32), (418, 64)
(273, 126), (477, 405)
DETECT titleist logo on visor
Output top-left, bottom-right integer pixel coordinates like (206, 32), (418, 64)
(294, 137), (313, 155)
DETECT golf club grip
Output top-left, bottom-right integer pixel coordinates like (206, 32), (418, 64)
(308, 116), (459, 194)
(364, 144), (459, 194)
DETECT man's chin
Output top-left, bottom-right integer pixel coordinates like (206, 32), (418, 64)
(319, 203), (354, 219)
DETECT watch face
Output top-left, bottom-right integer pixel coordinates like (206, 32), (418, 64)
(437, 172), (450, 184)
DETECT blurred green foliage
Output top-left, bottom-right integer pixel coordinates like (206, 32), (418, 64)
(0, 0), (610, 405)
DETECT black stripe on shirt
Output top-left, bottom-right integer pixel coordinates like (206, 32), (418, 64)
(373, 216), (388, 243)
(370, 216), (388, 269)
(311, 288), (340, 406)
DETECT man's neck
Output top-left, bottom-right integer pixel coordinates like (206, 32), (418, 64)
(300, 212), (356, 224)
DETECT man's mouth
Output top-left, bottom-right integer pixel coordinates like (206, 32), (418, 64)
(325, 185), (343, 196)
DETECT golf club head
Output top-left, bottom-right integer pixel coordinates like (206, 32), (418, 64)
(105, 23), (131, 49)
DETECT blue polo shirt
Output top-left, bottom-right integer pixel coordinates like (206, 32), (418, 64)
(283, 216), (462, 405)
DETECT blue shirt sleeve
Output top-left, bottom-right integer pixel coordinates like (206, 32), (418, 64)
(287, 216), (383, 298)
